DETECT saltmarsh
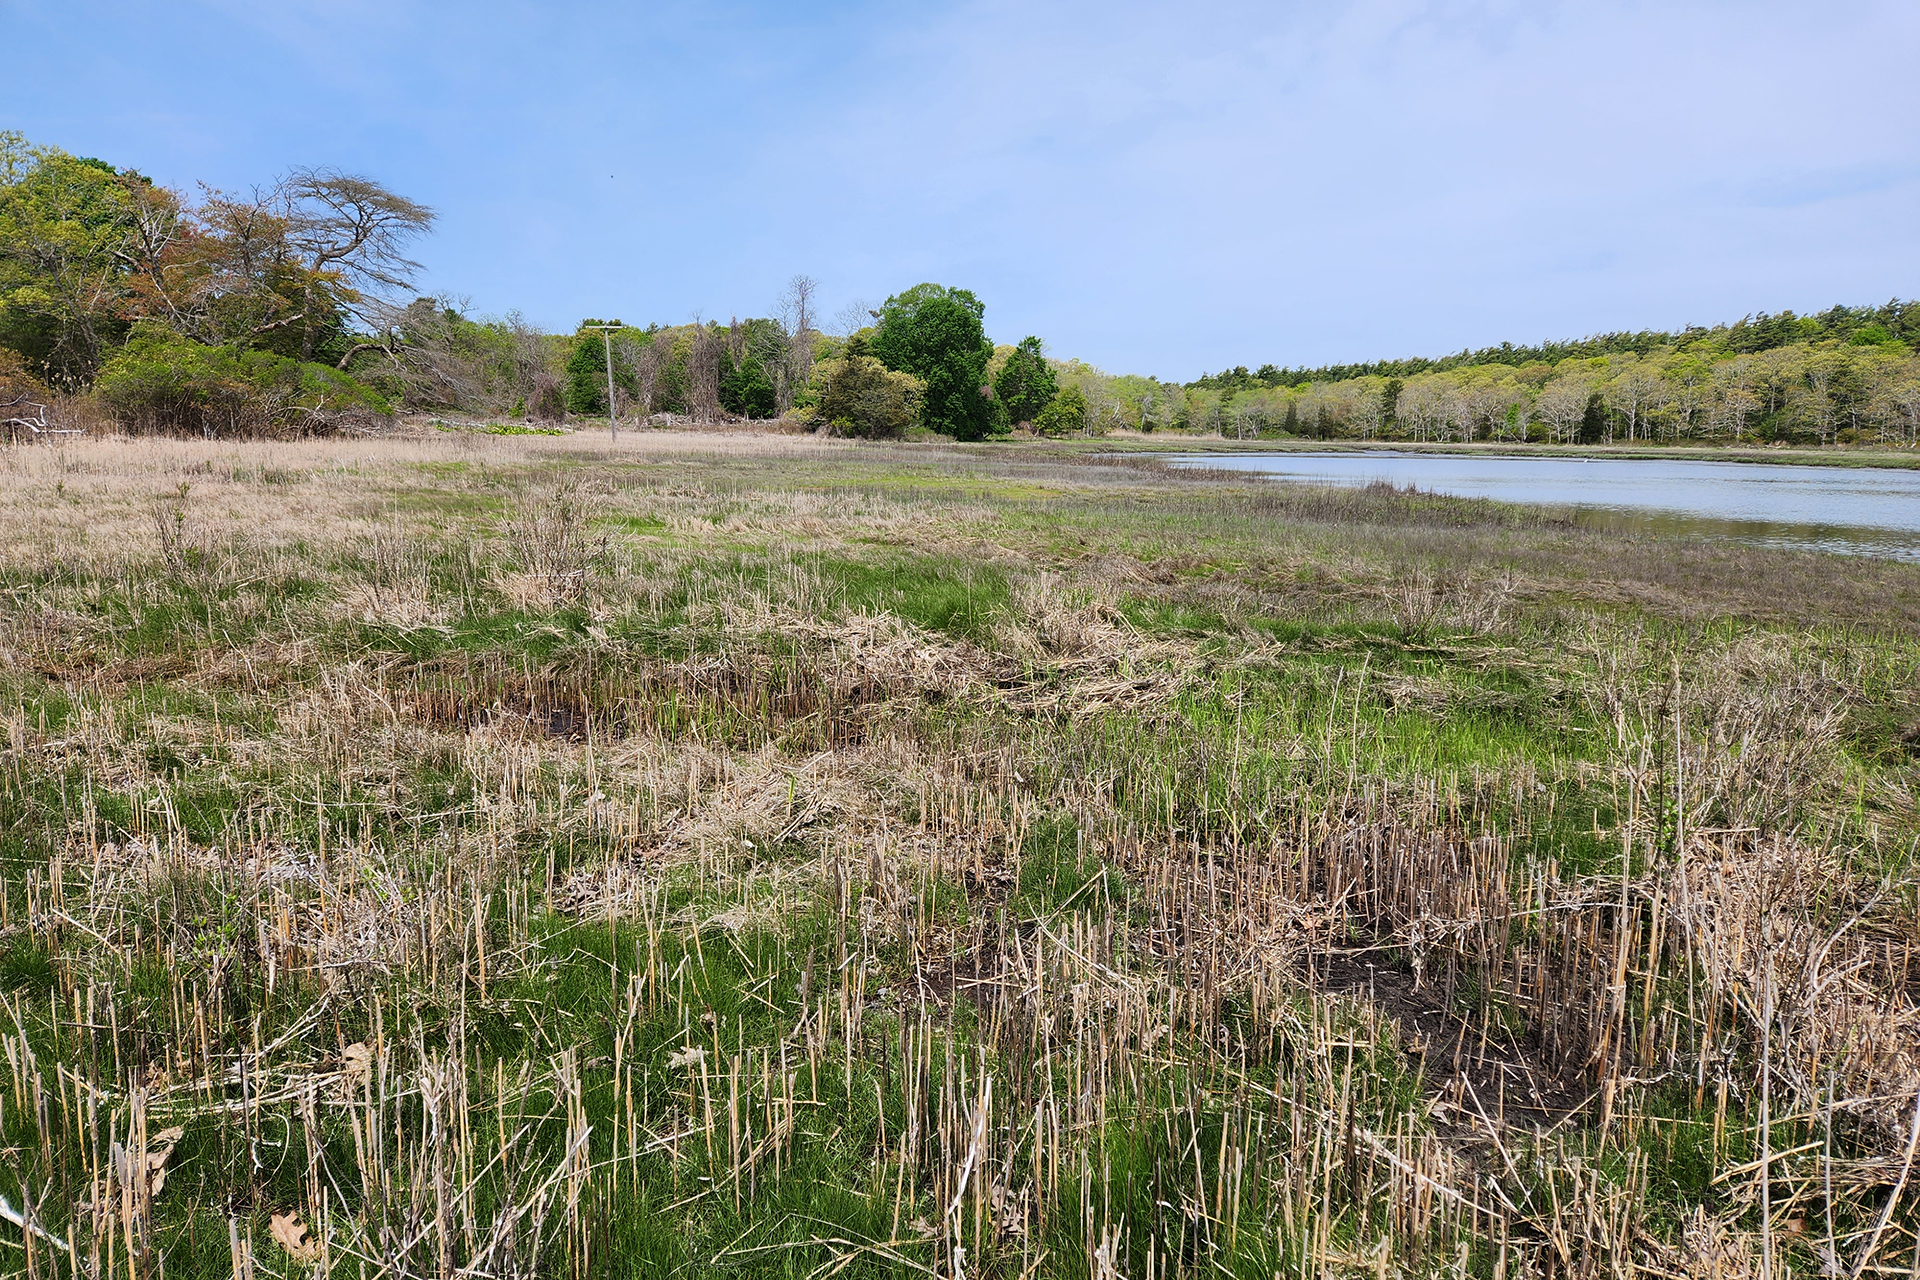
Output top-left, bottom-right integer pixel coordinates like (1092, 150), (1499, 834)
(0, 430), (1915, 1278)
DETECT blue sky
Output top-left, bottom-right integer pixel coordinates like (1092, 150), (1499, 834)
(7, 0), (1917, 379)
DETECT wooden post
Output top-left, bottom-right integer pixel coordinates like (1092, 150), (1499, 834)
(584, 322), (623, 442)
(603, 328), (617, 444)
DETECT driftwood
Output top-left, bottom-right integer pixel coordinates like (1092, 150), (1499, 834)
(1, 398), (84, 443)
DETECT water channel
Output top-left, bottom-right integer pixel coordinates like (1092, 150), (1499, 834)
(1164, 451), (1920, 562)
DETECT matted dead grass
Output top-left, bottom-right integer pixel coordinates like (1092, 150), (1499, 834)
(0, 427), (1916, 1276)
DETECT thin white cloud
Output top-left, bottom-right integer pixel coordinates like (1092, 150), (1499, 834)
(9, 0), (1918, 374)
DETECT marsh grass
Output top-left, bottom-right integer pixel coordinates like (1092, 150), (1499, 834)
(0, 430), (1914, 1276)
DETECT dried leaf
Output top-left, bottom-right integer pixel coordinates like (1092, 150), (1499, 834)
(270, 1210), (322, 1265)
(145, 1126), (185, 1198)
(331, 1041), (376, 1103)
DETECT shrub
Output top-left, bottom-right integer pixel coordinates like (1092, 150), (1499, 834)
(812, 340), (925, 438)
(94, 325), (389, 436)
(529, 373), (567, 421)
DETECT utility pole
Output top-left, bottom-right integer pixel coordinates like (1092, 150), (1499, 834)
(584, 322), (623, 443)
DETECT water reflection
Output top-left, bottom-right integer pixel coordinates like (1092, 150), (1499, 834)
(1164, 451), (1920, 562)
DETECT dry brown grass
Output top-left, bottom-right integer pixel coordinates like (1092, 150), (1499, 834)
(0, 428), (1913, 1276)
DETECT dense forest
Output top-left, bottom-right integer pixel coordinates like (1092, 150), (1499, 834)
(1193, 301), (1920, 389)
(4, 131), (1916, 448)
(1182, 301), (1920, 447)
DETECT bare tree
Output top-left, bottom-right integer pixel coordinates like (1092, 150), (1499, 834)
(1710, 366), (1761, 442)
(503, 311), (550, 407)
(274, 168), (435, 362)
(643, 332), (674, 417)
(529, 373), (565, 421)
(343, 295), (558, 414)
(1754, 348), (1799, 416)
(353, 295), (484, 406)
(1512, 394), (1537, 442)
(1796, 350), (1854, 445)
(612, 330), (673, 420)
(1662, 363), (1709, 441)
(1349, 381), (1388, 440)
(1196, 395), (1225, 436)
(831, 296), (877, 338)
(1067, 368), (1124, 434)
(1722, 388), (1761, 443)
(1232, 394), (1270, 440)
(1394, 377), (1446, 442)
(1296, 383), (1338, 437)
(775, 274), (820, 414)
(1137, 387), (1164, 432)
(1441, 389), (1470, 442)
(725, 317), (747, 370)
(685, 321), (721, 422)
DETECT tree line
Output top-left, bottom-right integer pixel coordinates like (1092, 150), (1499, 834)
(1176, 323), (1920, 448)
(556, 284), (1096, 443)
(1194, 301), (1920, 391)
(1173, 302), (1920, 448)
(3, 131), (1914, 448)
(0, 134), (1100, 441)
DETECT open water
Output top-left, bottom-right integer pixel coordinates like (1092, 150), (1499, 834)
(1164, 451), (1920, 562)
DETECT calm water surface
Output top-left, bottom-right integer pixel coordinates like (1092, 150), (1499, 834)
(1166, 452), (1920, 562)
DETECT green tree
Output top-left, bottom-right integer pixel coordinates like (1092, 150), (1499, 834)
(719, 351), (775, 418)
(563, 322), (637, 415)
(994, 335), (1056, 426)
(719, 318), (782, 419)
(0, 134), (140, 382)
(1033, 384), (1088, 436)
(869, 283), (999, 441)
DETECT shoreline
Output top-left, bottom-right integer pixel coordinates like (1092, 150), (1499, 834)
(1070, 433), (1920, 471)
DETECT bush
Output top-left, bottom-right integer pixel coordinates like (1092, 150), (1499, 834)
(812, 341), (924, 438)
(529, 373), (566, 422)
(94, 325), (389, 436)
